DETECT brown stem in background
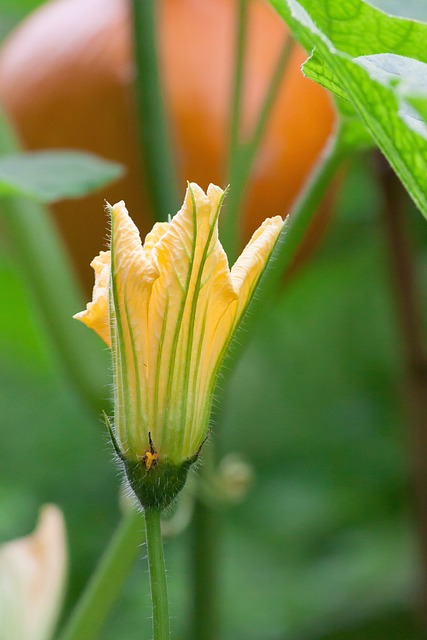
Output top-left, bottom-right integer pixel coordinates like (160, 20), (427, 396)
(378, 153), (427, 628)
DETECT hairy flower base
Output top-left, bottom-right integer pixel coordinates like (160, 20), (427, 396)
(106, 412), (198, 510)
(123, 456), (197, 511)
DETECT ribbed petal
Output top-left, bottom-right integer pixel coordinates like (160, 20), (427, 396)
(142, 221), (170, 258)
(146, 183), (237, 458)
(109, 201), (159, 455)
(190, 216), (283, 450)
(230, 215), (284, 325)
(73, 250), (111, 346)
(74, 184), (283, 463)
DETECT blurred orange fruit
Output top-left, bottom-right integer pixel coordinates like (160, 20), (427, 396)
(0, 0), (335, 290)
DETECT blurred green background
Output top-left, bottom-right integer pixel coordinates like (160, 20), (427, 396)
(1, 2), (427, 639)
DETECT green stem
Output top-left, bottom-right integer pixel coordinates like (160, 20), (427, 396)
(222, 29), (294, 261)
(58, 508), (145, 640)
(145, 509), (170, 640)
(247, 38), (294, 162)
(189, 441), (220, 640)
(191, 498), (219, 640)
(270, 126), (345, 277)
(228, 0), (248, 167)
(131, 0), (179, 222)
(0, 110), (109, 413)
(227, 125), (345, 369)
(219, 124), (347, 411)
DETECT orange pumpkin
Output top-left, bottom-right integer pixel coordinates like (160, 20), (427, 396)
(0, 0), (335, 290)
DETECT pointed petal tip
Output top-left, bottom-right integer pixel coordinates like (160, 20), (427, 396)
(104, 200), (128, 220)
(260, 214), (284, 228)
(179, 182), (226, 232)
(207, 183), (226, 208)
(247, 215), (284, 244)
(185, 181), (225, 206)
(230, 214), (284, 296)
(207, 182), (225, 195)
(72, 309), (84, 322)
(111, 199), (126, 209)
(36, 504), (66, 545)
(72, 249), (111, 346)
(110, 200), (128, 220)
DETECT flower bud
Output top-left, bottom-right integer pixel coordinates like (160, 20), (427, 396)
(0, 505), (67, 640)
(75, 183), (282, 510)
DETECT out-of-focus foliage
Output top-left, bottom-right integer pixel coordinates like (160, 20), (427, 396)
(0, 151), (123, 202)
(410, 95), (427, 126)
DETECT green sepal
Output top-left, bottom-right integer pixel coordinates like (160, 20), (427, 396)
(123, 456), (197, 511)
(102, 411), (127, 461)
(102, 411), (199, 510)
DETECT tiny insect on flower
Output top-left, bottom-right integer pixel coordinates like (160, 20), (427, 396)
(142, 433), (160, 471)
(74, 182), (283, 510)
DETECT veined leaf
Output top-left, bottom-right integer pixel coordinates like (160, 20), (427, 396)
(408, 95), (427, 124)
(270, 0), (427, 218)
(0, 150), (124, 203)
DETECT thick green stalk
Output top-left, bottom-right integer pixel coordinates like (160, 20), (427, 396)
(0, 111), (109, 412)
(145, 509), (170, 640)
(58, 508), (145, 640)
(131, 0), (179, 222)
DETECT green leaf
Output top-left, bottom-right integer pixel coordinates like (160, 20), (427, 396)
(408, 94), (427, 124)
(270, 0), (427, 218)
(0, 150), (124, 202)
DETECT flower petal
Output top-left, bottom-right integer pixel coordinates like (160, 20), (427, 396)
(74, 185), (283, 465)
(0, 505), (67, 640)
(73, 250), (111, 346)
(110, 201), (160, 455)
(146, 183), (237, 458)
(142, 221), (170, 259)
(230, 215), (284, 323)
(187, 215), (283, 449)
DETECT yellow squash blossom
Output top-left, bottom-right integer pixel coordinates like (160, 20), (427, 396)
(75, 183), (282, 509)
(0, 505), (67, 640)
